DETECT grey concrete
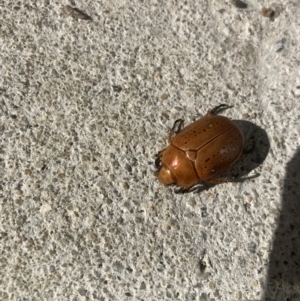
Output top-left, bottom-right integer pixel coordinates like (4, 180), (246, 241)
(1, 1), (300, 300)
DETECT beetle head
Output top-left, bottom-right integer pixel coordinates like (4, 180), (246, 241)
(158, 166), (176, 186)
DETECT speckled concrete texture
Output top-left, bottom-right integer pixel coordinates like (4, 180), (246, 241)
(1, 1), (300, 300)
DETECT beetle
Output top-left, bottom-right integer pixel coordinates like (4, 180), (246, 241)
(155, 104), (244, 192)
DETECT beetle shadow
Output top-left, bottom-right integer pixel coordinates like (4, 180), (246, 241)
(262, 148), (300, 300)
(227, 120), (270, 179)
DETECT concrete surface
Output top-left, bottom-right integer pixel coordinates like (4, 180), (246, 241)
(1, 0), (300, 300)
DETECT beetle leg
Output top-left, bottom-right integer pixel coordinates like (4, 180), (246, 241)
(156, 148), (165, 158)
(169, 119), (184, 141)
(175, 187), (188, 194)
(155, 149), (166, 170)
(174, 183), (194, 194)
(155, 157), (162, 169)
(206, 177), (232, 184)
(208, 104), (233, 116)
(175, 182), (212, 194)
(192, 183), (216, 193)
(227, 173), (260, 182)
(208, 172), (260, 185)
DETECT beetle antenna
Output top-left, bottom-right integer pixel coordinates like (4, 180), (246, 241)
(209, 104), (233, 115)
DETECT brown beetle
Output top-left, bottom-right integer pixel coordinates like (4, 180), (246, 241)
(155, 104), (244, 192)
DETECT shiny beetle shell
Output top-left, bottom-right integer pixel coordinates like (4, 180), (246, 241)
(156, 105), (244, 191)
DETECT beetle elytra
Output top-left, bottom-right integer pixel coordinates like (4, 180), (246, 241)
(155, 104), (244, 192)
